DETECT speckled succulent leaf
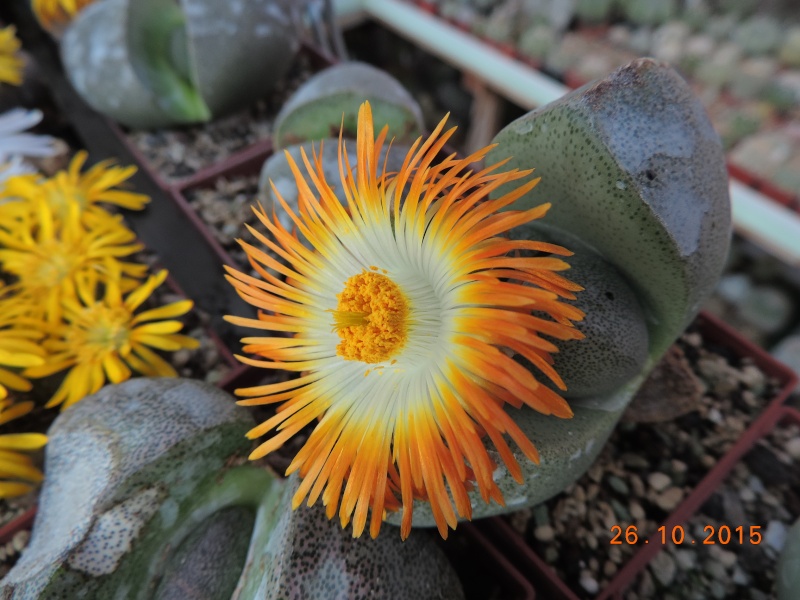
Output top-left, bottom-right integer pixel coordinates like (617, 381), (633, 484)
(777, 518), (800, 600)
(490, 58), (731, 361)
(235, 474), (464, 600)
(126, 0), (211, 123)
(60, 0), (299, 129)
(182, 0), (298, 118)
(273, 62), (424, 149)
(61, 0), (177, 129)
(0, 378), (257, 599)
(507, 223), (650, 399)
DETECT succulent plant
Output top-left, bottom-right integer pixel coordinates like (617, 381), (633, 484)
(651, 21), (691, 64)
(575, 0), (615, 24)
(719, 110), (763, 149)
(273, 62), (424, 149)
(777, 518), (800, 600)
(779, 26), (800, 68)
(518, 24), (557, 60)
(483, 1), (519, 44)
(704, 13), (738, 42)
(694, 42), (742, 89)
(0, 378), (464, 599)
(620, 0), (677, 27)
(729, 57), (778, 100)
(61, 0), (300, 129)
(681, 0), (711, 31)
(733, 15), (785, 57)
(384, 58), (730, 526)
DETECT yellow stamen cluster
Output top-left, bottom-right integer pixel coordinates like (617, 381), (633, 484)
(0, 26), (24, 87)
(332, 271), (409, 364)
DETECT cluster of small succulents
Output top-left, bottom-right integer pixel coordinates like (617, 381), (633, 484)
(423, 0), (800, 106)
(414, 0), (800, 196)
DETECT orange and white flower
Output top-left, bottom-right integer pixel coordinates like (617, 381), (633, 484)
(226, 102), (584, 539)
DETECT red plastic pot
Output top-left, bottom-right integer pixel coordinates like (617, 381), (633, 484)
(475, 311), (798, 599)
(438, 523), (535, 600)
(0, 507), (37, 548)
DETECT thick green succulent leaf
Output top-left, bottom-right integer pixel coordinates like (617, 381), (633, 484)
(61, 0), (178, 129)
(274, 62), (424, 149)
(181, 0), (298, 117)
(62, 0), (298, 128)
(490, 58), (731, 361)
(237, 475), (465, 600)
(0, 378), (260, 599)
(778, 518), (800, 600)
(508, 223), (649, 399)
(126, 0), (211, 123)
(391, 59), (731, 529)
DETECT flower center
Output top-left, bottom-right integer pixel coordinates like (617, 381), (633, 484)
(332, 271), (409, 364)
(70, 305), (131, 362)
(28, 240), (80, 287)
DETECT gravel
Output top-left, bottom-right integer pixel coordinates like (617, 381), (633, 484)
(184, 175), (262, 272)
(505, 325), (781, 599)
(624, 418), (800, 599)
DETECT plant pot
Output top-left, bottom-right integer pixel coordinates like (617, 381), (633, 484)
(474, 311), (798, 599)
(617, 405), (800, 598)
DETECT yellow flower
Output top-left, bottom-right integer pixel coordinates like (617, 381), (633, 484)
(225, 102), (585, 540)
(0, 26), (24, 86)
(24, 266), (199, 410)
(2, 151), (150, 221)
(0, 200), (147, 324)
(31, 0), (96, 36)
(0, 399), (47, 498)
(0, 297), (46, 401)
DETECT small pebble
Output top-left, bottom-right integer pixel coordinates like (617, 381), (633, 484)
(704, 559), (727, 580)
(607, 475), (629, 495)
(11, 530), (28, 553)
(717, 549), (737, 569)
(603, 560), (617, 577)
(765, 520), (788, 552)
(648, 472), (672, 492)
(786, 437), (800, 460)
(629, 475), (645, 497)
(732, 565), (750, 586)
(630, 502), (645, 520)
(655, 487), (684, 511)
(670, 459), (687, 474)
(534, 525), (555, 542)
(709, 580), (727, 599)
(650, 551), (677, 586)
(673, 548), (695, 570)
(579, 571), (599, 594)
(739, 486), (756, 502)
